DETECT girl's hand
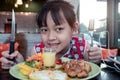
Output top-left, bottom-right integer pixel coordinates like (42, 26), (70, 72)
(0, 51), (24, 69)
(84, 42), (101, 64)
(87, 47), (101, 64)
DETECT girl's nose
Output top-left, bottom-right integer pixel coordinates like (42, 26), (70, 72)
(48, 31), (57, 40)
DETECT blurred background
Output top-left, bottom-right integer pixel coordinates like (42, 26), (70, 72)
(0, 0), (120, 49)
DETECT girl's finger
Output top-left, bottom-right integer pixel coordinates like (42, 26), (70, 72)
(90, 47), (100, 52)
(89, 50), (101, 56)
(1, 51), (10, 58)
(2, 63), (15, 69)
(89, 55), (101, 60)
(9, 51), (19, 59)
(0, 57), (14, 65)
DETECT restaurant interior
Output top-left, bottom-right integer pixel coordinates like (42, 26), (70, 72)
(0, 0), (120, 80)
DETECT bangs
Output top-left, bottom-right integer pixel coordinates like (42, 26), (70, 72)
(37, 0), (75, 28)
(51, 10), (64, 26)
(37, 8), (64, 28)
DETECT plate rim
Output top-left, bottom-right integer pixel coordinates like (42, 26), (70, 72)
(80, 62), (100, 80)
(9, 62), (100, 80)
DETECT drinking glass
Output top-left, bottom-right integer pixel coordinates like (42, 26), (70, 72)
(42, 48), (56, 67)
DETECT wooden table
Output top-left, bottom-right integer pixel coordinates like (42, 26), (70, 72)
(0, 63), (120, 80)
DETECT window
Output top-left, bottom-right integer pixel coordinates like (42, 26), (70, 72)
(79, 0), (107, 47)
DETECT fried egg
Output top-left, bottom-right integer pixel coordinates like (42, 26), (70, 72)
(29, 70), (68, 80)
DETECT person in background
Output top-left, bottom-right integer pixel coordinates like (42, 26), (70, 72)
(0, 0), (101, 69)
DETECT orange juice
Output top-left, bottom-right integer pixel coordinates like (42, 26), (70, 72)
(43, 52), (56, 67)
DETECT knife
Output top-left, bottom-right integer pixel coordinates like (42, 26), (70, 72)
(9, 9), (15, 54)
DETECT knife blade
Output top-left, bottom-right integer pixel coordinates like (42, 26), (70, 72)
(9, 9), (15, 54)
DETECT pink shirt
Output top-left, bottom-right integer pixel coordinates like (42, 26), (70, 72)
(34, 36), (86, 64)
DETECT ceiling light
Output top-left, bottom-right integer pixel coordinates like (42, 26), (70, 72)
(25, 3), (29, 8)
(14, 3), (18, 8)
(16, 0), (23, 5)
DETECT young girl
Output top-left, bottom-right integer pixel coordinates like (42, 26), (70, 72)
(0, 0), (101, 69)
(31, 0), (101, 63)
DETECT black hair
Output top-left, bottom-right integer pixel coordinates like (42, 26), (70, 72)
(37, 0), (76, 28)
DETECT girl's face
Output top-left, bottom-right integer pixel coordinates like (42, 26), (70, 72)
(40, 11), (78, 54)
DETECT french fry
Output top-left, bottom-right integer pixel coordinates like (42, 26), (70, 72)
(19, 69), (30, 76)
(18, 64), (33, 72)
(18, 64), (38, 77)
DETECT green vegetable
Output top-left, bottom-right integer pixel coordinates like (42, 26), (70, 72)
(25, 60), (36, 68)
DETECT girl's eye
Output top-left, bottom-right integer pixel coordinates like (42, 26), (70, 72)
(56, 28), (64, 32)
(40, 28), (47, 33)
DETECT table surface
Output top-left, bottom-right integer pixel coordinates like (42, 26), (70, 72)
(0, 63), (120, 80)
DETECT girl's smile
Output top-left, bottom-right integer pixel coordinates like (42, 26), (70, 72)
(47, 42), (60, 49)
